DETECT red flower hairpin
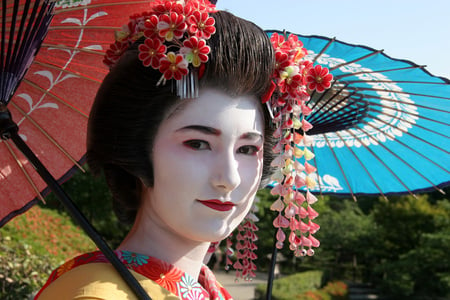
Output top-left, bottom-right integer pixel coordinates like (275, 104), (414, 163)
(103, 0), (216, 88)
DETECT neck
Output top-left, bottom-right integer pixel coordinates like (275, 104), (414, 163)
(117, 203), (210, 280)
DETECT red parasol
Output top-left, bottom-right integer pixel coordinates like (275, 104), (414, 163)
(1, 0), (150, 225)
(1, 1), (158, 299)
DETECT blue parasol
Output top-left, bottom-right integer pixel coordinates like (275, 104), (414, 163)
(266, 30), (450, 200)
(263, 30), (450, 300)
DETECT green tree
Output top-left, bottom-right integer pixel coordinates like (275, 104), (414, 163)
(44, 168), (130, 247)
(370, 195), (450, 298)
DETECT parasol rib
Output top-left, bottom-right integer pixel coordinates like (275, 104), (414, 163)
(323, 134), (356, 201)
(345, 92), (449, 113)
(367, 108), (450, 139)
(345, 86), (450, 101)
(33, 60), (103, 84)
(334, 131), (387, 200)
(309, 90), (359, 123)
(357, 126), (445, 194)
(1, 1), (7, 98)
(308, 94), (363, 124)
(346, 128), (416, 197)
(10, 101), (85, 172)
(334, 65), (426, 79)
(308, 82), (349, 111)
(368, 114), (450, 155)
(367, 102), (449, 127)
(363, 119), (449, 174)
(2, 139), (45, 202)
(21, 78), (89, 118)
(341, 79), (450, 85)
(329, 49), (383, 71)
(311, 37), (335, 65)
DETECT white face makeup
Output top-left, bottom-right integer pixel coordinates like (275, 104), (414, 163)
(142, 87), (264, 243)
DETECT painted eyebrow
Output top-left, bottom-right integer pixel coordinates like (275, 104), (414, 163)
(176, 125), (263, 140)
(176, 125), (221, 136)
(240, 132), (263, 141)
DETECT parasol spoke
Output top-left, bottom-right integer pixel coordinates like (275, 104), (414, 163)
(345, 86), (450, 101)
(334, 131), (387, 200)
(367, 113), (450, 155)
(2, 139), (45, 202)
(307, 81), (348, 111)
(345, 92), (450, 113)
(311, 37), (335, 65)
(323, 134), (357, 201)
(346, 128), (416, 197)
(10, 101), (85, 172)
(22, 78), (89, 118)
(308, 95), (365, 124)
(329, 49), (383, 71)
(357, 126), (446, 194)
(334, 65), (426, 80)
(341, 79), (450, 85)
(1, 0), (54, 104)
(362, 118), (450, 174)
(367, 102), (449, 127)
(367, 108), (450, 139)
(308, 82), (349, 111)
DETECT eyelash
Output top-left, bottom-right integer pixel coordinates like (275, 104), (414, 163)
(182, 140), (261, 155)
(183, 140), (211, 150)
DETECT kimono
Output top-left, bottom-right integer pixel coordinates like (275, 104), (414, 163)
(35, 250), (233, 300)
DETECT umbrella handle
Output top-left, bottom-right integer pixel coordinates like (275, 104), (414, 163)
(0, 108), (152, 300)
(266, 228), (278, 300)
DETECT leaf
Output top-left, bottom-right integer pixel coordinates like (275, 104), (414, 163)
(37, 103), (59, 110)
(61, 17), (82, 26)
(86, 11), (108, 24)
(34, 70), (54, 85)
(16, 93), (33, 110)
(59, 74), (79, 83)
(83, 45), (103, 51)
(48, 47), (73, 56)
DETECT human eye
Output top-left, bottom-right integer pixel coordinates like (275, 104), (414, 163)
(183, 140), (211, 150)
(237, 145), (261, 155)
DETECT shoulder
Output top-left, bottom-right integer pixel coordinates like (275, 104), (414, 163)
(36, 263), (179, 300)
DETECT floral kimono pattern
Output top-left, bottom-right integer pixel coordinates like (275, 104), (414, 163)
(37, 250), (233, 300)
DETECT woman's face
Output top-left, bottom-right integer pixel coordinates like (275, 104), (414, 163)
(142, 87), (264, 243)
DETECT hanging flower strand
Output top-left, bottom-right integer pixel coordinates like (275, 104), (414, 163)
(264, 31), (334, 257)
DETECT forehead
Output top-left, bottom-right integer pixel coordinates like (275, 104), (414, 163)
(164, 88), (264, 133)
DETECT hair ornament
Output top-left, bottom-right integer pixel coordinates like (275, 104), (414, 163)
(264, 32), (333, 257)
(103, 0), (217, 98)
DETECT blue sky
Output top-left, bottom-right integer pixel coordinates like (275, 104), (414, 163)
(216, 0), (450, 80)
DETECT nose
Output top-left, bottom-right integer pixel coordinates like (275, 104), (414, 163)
(211, 151), (241, 192)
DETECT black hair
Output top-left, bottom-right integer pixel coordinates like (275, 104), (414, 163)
(87, 10), (275, 224)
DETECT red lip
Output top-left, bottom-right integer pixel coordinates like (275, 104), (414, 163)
(198, 199), (235, 212)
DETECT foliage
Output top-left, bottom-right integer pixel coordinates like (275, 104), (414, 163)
(44, 168), (130, 247)
(255, 270), (324, 300)
(296, 281), (349, 300)
(0, 206), (94, 299)
(256, 187), (450, 298)
(321, 281), (348, 299)
(370, 195), (450, 298)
